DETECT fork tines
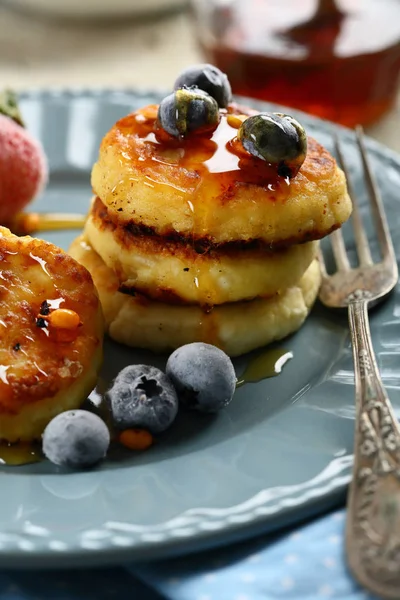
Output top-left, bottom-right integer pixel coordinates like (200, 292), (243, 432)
(319, 126), (397, 276)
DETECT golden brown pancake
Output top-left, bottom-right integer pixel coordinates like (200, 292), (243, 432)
(69, 235), (321, 357)
(0, 227), (103, 442)
(85, 196), (319, 305)
(91, 103), (352, 246)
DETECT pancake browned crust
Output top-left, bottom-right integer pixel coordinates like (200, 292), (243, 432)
(69, 235), (321, 357)
(85, 197), (319, 305)
(91, 104), (352, 246)
(0, 227), (103, 442)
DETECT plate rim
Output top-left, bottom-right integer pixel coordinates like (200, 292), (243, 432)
(3, 87), (400, 568)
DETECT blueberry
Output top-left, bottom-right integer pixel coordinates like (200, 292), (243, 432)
(107, 365), (178, 433)
(158, 88), (220, 138)
(166, 343), (236, 412)
(237, 113), (307, 178)
(174, 64), (232, 108)
(42, 410), (110, 469)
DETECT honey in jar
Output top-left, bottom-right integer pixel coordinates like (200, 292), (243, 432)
(191, 0), (400, 126)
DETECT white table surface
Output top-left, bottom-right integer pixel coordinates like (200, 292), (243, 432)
(0, 4), (399, 152)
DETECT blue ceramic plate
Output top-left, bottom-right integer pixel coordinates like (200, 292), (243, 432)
(2, 89), (400, 569)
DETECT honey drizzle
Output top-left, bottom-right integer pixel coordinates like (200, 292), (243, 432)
(199, 0), (400, 127)
(113, 107), (291, 195)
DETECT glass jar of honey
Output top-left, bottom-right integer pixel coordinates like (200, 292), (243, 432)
(190, 0), (400, 126)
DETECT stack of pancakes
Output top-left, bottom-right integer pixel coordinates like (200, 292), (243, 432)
(69, 104), (352, 357)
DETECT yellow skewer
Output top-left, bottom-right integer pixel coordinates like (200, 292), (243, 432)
(9, 212), (87, 236)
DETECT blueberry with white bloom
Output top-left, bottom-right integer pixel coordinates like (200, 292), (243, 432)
(107, 365), (178, 433)
(42, 410), (110, 468)
(166, 342), (236, 412)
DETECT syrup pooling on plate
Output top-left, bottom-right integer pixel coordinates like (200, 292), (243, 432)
(0, 442), (42, 466)
(236, 348), (293, 388)
(106, 104), (291, 316)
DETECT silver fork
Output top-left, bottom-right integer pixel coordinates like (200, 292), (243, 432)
(319, 127), (400, 599)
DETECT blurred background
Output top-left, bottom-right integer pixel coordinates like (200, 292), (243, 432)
(0, 0), (399, 150)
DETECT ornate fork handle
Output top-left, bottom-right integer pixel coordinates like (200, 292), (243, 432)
(346, 294), (400, 599)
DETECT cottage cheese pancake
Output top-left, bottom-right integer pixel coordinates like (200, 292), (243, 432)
(85, 197), (319, 305)
(91, 104), (351, 246)
(82, 75), (352, 355)
(0, 227), (103, 442)
(69, 236), (321, 357)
